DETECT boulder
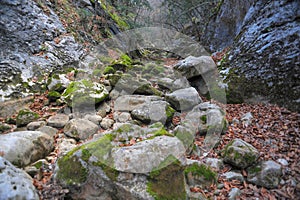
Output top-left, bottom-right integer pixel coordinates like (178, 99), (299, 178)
(221, 139), (259, 169)
(174, 56), (217, 79)
(0, 131), (54, 167)
(64, 119), (99, 140)
(61, 80), (108, 108)
(131, 100), (175, 124)
(47, 114), (69, 128)
(0, 157), (39, 200)
(247, 160), (282, 189)
(165, 87), (202, 111)
(114, 95), (162, 112)
(100, 118), (115, 130)
(54, 133), (187, 199)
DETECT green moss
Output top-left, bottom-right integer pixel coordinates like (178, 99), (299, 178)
(174, 126), (194, 154)
(247, 165), (262, 175)
(103, 66), (116, 75)
(56, 154), (88, 185)
(147, 156), (186, 200)
(33, 160), (43, 169)
(148, 127), (174, 140)
(149, 122), (164, 129)
(92, 161), (119, 181)
(115, 124), (133, 133)
(47, 91), (61, 101)
(184, 163), (217, 183)
(200, 115), (207, 123)
(165, 105), (175, 120)
(16, 109), (39, 126)
(107, 74), (122, 86)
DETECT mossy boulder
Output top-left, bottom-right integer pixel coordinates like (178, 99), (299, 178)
(61, 79), (108, 107)
(16, 109), (39, 127)
(147, 156), (187, 200)
(184, 162), (217, 189)
(221, 139), (259, 169)
(247, 160), (282, 189)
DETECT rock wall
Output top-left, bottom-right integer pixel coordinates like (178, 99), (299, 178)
(202, 0), (255, 52)
(223, 0), (300, 112)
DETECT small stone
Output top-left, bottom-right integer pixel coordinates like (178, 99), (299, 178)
(27, 121), (47, 130)
(228, 188), (241, 200)
(217, 183), (224, 189)
(57, 138), (77, 155)
(47, 114), (69, 128)
(16, 109), (39, 127)
(277, 158), (288, 166)
(84, 114), (102, 125)
(100, 118), (114, 130)
(37, 126), (58, 137)
(223, 171), (244, 182)
(114, 112), (131, 123)
(241, 112), (253, 127)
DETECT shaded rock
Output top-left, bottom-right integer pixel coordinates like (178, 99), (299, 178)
(202, 0), (255, 51)
(37, 126), (58, 137)
(64, 119), (98, 140)
(47, 114), (69, 128)
(0, 122), (12, 133)
(221, 139), (259, 169)
(165, 87), (202, 111)
(228, 188), (241, 200)
(16, 109), (39, 127)
(247, 160), (282, 189)
(184, 161), (217, 189)
(27, 121), (46, 131)
(0, 96), (33, 118)
(0, 157), (39, 200)
(100, 118), (114, 130)
(223, 0), (300, 111)
(96, 102), (111, 118)
(114, 95), (162, 112)
(131, 101), (175, 124)
(223, 171), (244, 182)
(174, 56), (217, 79)
(173, 125), (195, 154)
(113, 112), (131, 123)
(0, 131), (54, 167)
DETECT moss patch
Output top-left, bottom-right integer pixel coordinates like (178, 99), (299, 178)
(103, 66), (116, 75)
(184, 163), (217, 183)
(147, 156), (186, 200)
(16, 109), (39, 127)
(165, 105), (175, 120)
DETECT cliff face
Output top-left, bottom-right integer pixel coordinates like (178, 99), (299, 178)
(223, 0), (300, 111)
(202, 0), (255, 52)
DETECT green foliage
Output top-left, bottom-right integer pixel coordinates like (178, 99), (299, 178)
(103, 66), (116, 74)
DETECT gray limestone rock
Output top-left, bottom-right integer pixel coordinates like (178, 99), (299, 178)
(47, 114), (69, 128)
(0, 157), (39, 200)
(165, 87), (202, 111)
(247, 160), (282, 189)
(221, 139), (259, 169)
(0, 131), (54, 167)
(64, 119), (99, 140)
